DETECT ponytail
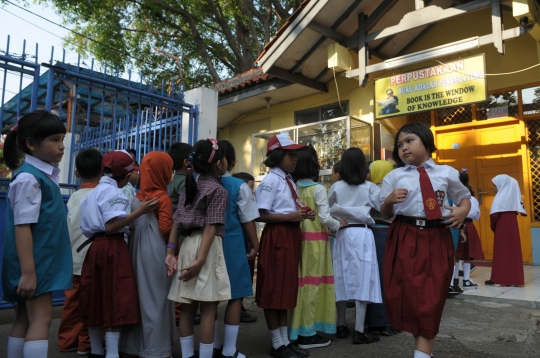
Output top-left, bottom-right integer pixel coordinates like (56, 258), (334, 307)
(184, 150), (197, 205)
(4, 129), (21, 170)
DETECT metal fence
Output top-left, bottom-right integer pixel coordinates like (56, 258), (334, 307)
(1, 35), (198, 183)
(0, 35), (197, 309)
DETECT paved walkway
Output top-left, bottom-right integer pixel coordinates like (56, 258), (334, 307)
(460, 264), (540, 305)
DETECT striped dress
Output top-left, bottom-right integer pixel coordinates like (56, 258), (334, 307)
(289, 180), (339, 340)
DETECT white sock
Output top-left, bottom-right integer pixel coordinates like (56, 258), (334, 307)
(213, 320), (221, 349)
(336, 301), (347, 326)
(199, 342), (214, 358)
(104, 332), (120, 358)
(414, 350), (431, 358)
(22, 340), (48, 358)
(355, 301), (367, 333)
(270, 329), (283, 350)
(279, 326), (290, 346)
(180, 335), (194, 358)
(464, 262), (471, 281)
(459, 259), (464, 271)
(88, 326), (104, 355)
(7, 336), (24, 358)
(222, 324), (239, 356)
(453, 262), (460, 281)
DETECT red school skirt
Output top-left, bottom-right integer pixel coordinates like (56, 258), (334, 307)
(454, 219), (485, 260)
(256, 223), (302, 310)
(383, 217), (454, 339)
(80, 233), (141, 327)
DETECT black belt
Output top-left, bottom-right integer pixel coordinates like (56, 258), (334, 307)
(464, 218), (473, 223)
(396, 215), (442, 228)
(76, 232), (124, 253)
(340, 223), (372, 230)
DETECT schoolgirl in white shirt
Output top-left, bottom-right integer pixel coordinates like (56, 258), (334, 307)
(379, 122), (471, 358)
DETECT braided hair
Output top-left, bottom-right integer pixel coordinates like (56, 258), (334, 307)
(184, 138), (226, 205)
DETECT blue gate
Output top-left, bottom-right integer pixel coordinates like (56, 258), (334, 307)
(0, 35), (198, 308)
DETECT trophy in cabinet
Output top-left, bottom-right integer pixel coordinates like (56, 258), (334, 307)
(259, 150), (266, 176)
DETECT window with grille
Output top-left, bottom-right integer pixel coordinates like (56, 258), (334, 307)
(526, 119), (540, 221)
(409, 112), (431, 126)
(522, 86), (540, 116)
(476, 90), (519, 120)
(436, 105), (473, 126)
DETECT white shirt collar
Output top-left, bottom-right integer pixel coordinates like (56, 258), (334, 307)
(100, 176), (119, 188)
(270, 167), (288, 178)
(223, 171), (231, 177)
(404, 158), (436, 171)
(24, 154), (59, 177)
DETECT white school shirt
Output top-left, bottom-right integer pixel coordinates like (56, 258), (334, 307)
(298, 179), (341, 232)
(256, 167), (297, 214)
(467, 196), (480, 221)
(67, 188), (94, 275)
(379, 158), (471, 218)
(328, 180), (381, 226)
(223, 171), (259, 223)
(8, 154), (61, 225)
(80, 176), (129, 238)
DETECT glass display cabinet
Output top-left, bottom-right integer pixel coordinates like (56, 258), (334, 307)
(251, 116), (372, 186)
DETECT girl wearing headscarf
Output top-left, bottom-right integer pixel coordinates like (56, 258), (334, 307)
(120, 151), (176, 357)
(485, 174), (526, 287)
(365, 160), (397, 337)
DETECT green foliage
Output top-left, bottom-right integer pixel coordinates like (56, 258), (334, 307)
(35, 0), (300, 88)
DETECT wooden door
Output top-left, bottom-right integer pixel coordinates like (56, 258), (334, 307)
(436, 129), (482, 240)
(474, 125), (531, 262)
(436, 122), (532, 263)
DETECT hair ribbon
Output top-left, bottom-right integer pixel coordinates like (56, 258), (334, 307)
(207, 138), (219, 163)
(10, 124), (18, 132)
(461, 168), (468, 173)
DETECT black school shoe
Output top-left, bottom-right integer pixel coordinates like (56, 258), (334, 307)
(270, 345), (298, 358)
(335, 325), (350, 338)
(240, 311), (257, 323)
(297, 334), (331, 349)
(287, 343), (309, 357)
(352, 330), (379, 344)
(220, 350), (247, 358)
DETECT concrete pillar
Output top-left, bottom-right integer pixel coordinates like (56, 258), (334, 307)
(181, 87), (218, 144)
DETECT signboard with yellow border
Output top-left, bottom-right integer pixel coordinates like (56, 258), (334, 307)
(374, 54), (487, 119)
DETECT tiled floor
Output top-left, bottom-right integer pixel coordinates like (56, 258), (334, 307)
(460, 264), (540, 302)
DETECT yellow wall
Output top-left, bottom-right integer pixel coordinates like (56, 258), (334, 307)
(219, 7), (540, 176)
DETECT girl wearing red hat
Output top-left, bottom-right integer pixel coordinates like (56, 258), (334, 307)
(255, 133), (314, 358)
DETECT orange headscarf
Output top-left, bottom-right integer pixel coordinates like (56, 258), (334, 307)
(136, 151), (174, 236)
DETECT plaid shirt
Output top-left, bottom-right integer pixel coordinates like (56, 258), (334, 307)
(173, 174), (228, 237)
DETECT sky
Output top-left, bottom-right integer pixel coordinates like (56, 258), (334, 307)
(0, 1), (71, 101)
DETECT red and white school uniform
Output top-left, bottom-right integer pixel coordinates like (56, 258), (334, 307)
(379, 158), (470, 338)
(489, 175), (526, 286)
(455, 196), (484, 260)
(255, 167), (302, 310)
(79, 176), (140, 327)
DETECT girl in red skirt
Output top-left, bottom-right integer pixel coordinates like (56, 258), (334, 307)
(453, 170), (484, 290)
(79, 150), (159, 358)
(379, 123), (471, 358)
(255, 133), (313, 358)
(485, 174), (527, 287)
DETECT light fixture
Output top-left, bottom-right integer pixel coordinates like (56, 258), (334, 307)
(383, 37), (480, 70)
(265, 97), (271, 109)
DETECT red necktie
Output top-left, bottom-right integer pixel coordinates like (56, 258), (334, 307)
(285, 176), (313, 212)
(417, 166), (442, 220)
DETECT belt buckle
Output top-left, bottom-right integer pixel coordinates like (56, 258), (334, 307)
(416, 219), (426, 227)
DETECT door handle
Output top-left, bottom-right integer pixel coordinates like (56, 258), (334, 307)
(477, 188), (487, 205)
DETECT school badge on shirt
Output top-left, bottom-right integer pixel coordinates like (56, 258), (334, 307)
(435, 190), (445, 207)
(426, 197), (437, 210)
